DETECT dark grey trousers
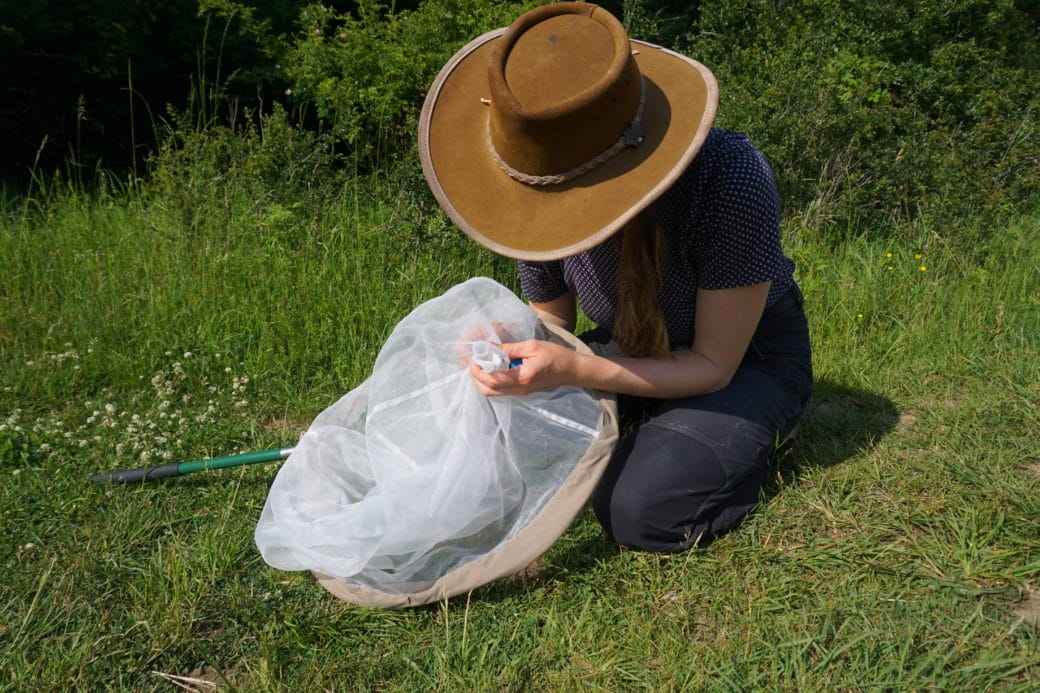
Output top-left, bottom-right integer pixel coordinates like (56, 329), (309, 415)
(585, 284), (813, 552)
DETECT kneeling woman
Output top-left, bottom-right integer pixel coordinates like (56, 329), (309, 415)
(418, 2), (812, 551)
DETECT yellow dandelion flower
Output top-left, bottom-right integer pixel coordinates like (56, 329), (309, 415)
(886, 266), (894, 271)
(856, 313), (864, 319)
(914, 253), (923, 260)
(918, 265), (927, 272)
(885, 252), (893, 259)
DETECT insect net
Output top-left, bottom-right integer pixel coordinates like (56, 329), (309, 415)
(254, 277), (617, 606)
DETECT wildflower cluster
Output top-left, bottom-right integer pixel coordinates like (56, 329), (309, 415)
(21, 342), (88, 369)
(851, 247), (935, 327)
(2, 349), (259, 467)
(882, 250), (928, 273)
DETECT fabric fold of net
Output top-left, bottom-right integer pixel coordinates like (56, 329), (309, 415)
(254, 277), (618, 607)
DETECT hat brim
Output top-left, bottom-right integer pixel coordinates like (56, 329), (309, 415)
(419, 30), (718, 261)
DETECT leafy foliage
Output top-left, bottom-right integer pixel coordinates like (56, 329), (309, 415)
(677, 0), (1040, 231)
(149, 103), (340, 227)
(284, 0), (542, 167)
(5, 0), (1039, 237)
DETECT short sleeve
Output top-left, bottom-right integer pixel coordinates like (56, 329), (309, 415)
(694, 140), (786, 291)
(517, 260), (569, 303)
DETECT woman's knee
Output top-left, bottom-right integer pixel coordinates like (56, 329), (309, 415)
(593, 413), (776, 551)
(592, 425), (733, 552)
(599, 483), (700, 552)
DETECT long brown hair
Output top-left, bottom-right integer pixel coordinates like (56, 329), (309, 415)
(614, 209), (670, 357)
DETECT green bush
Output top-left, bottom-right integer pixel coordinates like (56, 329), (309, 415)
(678, 0), (1040, 233)
(13, 0), (1035, 245)
(284, 0), (541, 168)
(150, 103), (340, 221)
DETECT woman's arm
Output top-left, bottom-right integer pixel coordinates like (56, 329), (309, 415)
(529, 292), (577, 332)
(471, 282), (770, 398)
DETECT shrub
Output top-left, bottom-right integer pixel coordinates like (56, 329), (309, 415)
(675, 0), (1040, 233)
(284, 0), (542, 169)
(147, 102), (341, 240)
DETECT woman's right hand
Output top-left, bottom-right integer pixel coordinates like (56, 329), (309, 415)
(454, 322), (516, 371)
(469, 339), (581, 397)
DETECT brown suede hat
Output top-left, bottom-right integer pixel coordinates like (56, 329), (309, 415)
(419, 2), (718, 261)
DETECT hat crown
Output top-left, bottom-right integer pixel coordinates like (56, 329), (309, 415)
(488, 3), (641, 178)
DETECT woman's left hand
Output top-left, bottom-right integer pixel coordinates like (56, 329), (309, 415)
(469, 339), (579, 396)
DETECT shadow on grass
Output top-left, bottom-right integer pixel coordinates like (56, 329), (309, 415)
(469, 515), (622, 605)
(145, 474), (276, 489)
(768, 377), (899, 495)
(474, 377), (899, 604)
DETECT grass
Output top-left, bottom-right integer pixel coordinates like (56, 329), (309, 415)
(1, 163), (1038, 690)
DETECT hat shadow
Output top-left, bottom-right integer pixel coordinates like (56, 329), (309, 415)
(469, 377), (899, 604)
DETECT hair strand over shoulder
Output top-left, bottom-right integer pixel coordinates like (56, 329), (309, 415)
(614, 210), (670, 358)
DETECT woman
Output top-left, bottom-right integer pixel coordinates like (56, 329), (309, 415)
(418, 2), (812, 552)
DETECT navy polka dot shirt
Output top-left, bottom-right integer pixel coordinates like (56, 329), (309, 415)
(517, 129), (795, 346)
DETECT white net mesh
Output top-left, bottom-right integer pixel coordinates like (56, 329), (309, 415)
(254, 278), (605, 594)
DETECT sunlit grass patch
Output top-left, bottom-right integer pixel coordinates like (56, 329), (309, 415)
(2, 173), (1038, 687)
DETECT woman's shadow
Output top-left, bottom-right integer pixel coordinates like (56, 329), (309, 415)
(476, 377), (899, 602)
(766, 377), (900, 495)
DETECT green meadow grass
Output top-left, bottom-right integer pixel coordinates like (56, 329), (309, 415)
(1, 173), (1038, 690)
